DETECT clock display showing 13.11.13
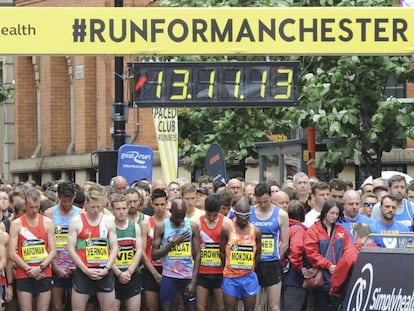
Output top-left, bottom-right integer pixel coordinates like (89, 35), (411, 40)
(129, 61), (300, 108)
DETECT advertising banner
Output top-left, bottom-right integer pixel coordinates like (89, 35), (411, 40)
(205, 143), (227, 184)
(152, 108), (178, 184)
(0, 7), (414, 55)
(343, 250), (414, 311)
(117, 144), (153, 185)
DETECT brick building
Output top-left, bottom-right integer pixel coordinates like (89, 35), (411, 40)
(0, 0), (176, 186)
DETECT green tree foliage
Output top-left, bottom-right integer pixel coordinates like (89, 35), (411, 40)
(284, 55), (414, 178)
(179, 107), (288, 171)
(162, 0), (414, 179)
(0, 84), (13, 102)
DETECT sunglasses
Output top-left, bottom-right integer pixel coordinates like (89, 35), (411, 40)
(363, 202), (376, 207)
(235, 211), (251, 218)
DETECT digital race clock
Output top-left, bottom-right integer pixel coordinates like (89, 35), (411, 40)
(129, 61), (300, 108)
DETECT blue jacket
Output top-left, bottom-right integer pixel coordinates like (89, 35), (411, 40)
(304, 220), (354, 291)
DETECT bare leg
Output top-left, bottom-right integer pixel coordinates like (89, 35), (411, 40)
(265, 283), (281, 311)
(16, 290), (33, 311)
(196, 286), (209, 311)
(242, 295), (257, 311)
(96, 291), (116, 311)
(124, 294), (141, 311)
(223, 294), (239, 311)
(36, 290), (52, 311)
(51, 286), (65, 311)
(114, 298), (121, 311)
(253, 287), (263, 311)
(71, 290), (90, 311)
(212, 288), (225, 311)
(144, 291), (160, 311)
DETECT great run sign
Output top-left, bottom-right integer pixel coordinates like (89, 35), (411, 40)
(0, 7), (413, 55)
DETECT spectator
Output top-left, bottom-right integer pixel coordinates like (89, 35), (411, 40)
(282, 200), (307, 311)
(344, 180), (354, 191)
(167, 181), (181, 200)
(372, 185), (389, 202)
(280, 186), (298, 202)
(360, 193), (377, 217)
(361, 183), (374, 195)
(304, 199), (354, 311)
(111, 176), (128, 194)
(213, 180), (227, 194)
(370, 194), (410, 248)
(244, 182), (257, 206)
(371, 174), (414, 230)
(219, 190), (233, 218)
(195, 187), (209, 211)
(328, 178), (347, 205)
(293, 173), (310, 204)
(303, 182), (330, 228)
(330, 223), (376, 299)
(372, 177), (386, 188)
(198, 175), (214, 194)
(227, 178), (243, 195)
(406, 182), (414, 203)
(272, 191), (290, 212)
(340, 190), (372, 240)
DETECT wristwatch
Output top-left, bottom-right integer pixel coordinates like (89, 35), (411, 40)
(39, 264), (46, 271)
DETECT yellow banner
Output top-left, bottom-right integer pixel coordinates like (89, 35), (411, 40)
(152, 107), (178, 184)
(0, 7), (414, 55)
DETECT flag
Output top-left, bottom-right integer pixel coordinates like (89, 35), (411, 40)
(152, 108), (178, 184)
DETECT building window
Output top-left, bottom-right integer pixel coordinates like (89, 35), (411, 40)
(32, 172), (41, 186)
(52, 171), (62, 181)
(384, 75), (406, 98)
(66, 170), (75, 182)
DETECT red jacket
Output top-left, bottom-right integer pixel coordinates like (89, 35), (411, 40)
(330, 242), (378, 294)
(288, 219), (307, 273)
(304, 221), (355, 291)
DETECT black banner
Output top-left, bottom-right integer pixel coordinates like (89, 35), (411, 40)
(205, 143), (227, 184)
(342, 250), (414, 311)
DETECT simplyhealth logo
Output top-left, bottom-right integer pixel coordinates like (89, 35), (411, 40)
(346, 263), (373, 311)
(346, 263), (414, 311)
(120, 151), (151, 165)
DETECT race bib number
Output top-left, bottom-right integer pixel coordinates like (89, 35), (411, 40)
(55, 226), (69, 250)
(261, 233), (275, 256)
(115, 245), (135, 268)
(167, 241), (191, 259)
(200, 243), (221, 267)
(22, 239), (47, 264)
(86, 238), (109, 264)
(230, 245), (254, 270)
